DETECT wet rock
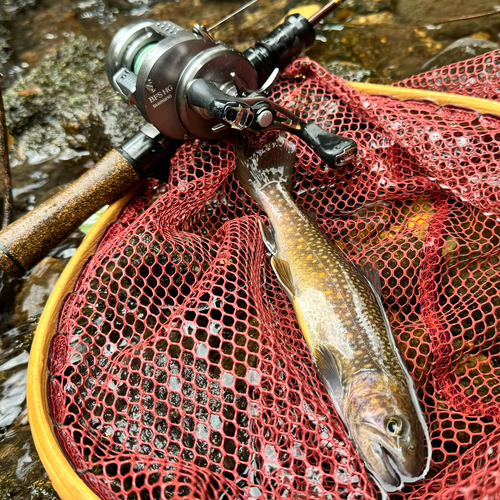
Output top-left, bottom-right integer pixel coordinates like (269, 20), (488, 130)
(310, 14), (442, 82)
(153, 0), (291, 53)
(421, 37), (500, 71)
(397, 0), (500, 40)
(108, 0), (168, 10)
(4, 35), (143, 164)
(9, 154), (94, 218)
(325, 60), (375, 82)
(73, 0), (118, 26)
(84, 92), (146, 160)
(0, 0), (40, 22)
(0, 426), (58, 500)
(0, 24), (10, 70)
(0, 257), (67, 434)
(342, 0), (397, 14)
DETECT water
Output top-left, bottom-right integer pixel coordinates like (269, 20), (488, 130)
(2, 0), (500, 497)
(0, 324), (31, 430)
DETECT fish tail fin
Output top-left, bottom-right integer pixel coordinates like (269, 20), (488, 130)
(235, 134), (296, 206)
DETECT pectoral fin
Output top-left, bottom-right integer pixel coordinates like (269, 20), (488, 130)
(315, 345), (344, 418)
(258, 219), (277, 255)
(271, 257), (295, 297)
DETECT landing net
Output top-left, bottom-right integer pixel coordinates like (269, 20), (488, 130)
(47, 50), (500, 500)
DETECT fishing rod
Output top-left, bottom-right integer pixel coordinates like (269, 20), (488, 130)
(0, 0), (354, 277)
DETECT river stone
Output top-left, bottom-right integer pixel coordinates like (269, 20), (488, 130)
(4, 35), (143, 164)
(342, 0), (397, 14)
(107, 0), (168, 8)
(0, 257), (67, 435)
(0, 24), (10, 71)
(310, 15), (441, 82)
(0, 322), (32, 432)
(325, 60), (375, 82)
(0, 23), (10, 69)
(421, 37), (499, 71)
(153, 0), (291, 53)
(0, 0), (39, 22)
(397, 0), (500, 40)
(13, 257), (67, 324)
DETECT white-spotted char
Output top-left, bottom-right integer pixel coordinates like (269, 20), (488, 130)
(235, 135), (431, 495)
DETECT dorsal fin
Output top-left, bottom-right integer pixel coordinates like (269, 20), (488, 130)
(305, 210), (318, 223)
(271, 256), (295, 297)
(355, 262), (382, 296)
(258, 219), (277, 255)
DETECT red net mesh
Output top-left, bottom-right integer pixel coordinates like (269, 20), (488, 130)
(395, 48), (500, 100)
(47, 54), (500, 500)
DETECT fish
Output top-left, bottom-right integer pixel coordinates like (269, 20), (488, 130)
(235, 134), (431, 494)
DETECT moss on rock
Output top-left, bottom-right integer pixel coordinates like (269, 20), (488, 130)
(4, 35), (143, 164)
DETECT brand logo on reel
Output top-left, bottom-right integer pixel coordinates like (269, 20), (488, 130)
(148, 85), (174, 106)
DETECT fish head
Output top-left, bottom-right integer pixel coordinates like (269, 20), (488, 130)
(344, 370), (428, 491)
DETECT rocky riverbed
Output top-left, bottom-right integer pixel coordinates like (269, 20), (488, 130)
(1, 0), (500, 498)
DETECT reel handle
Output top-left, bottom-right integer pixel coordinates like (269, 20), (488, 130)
(0, 127), (170, 276)
(297, 122), (357, 167)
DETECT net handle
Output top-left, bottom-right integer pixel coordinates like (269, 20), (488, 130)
(26, 184), (142, 500)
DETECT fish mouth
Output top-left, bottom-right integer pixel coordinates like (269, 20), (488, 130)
(361, 441), (403, 491)
(358, 423), (403, 489)
(364, 440), (425, 492)
(378, 444), (401, 489)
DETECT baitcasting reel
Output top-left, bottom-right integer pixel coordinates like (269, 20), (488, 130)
(106, 1), (357, 167)
(0, 0), (357, 277)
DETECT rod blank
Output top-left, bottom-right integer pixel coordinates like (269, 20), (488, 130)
(308, 0), (344, 26)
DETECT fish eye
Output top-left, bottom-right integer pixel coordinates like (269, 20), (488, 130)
(386, 417), (403, 436)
